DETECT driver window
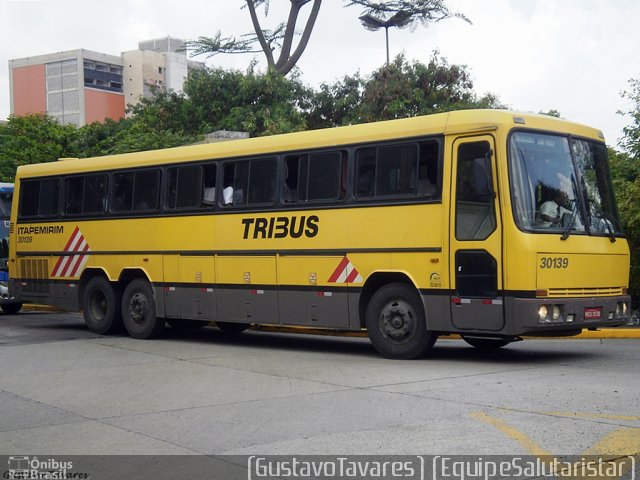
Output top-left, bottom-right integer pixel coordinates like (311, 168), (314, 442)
(455, 141), (496, 240)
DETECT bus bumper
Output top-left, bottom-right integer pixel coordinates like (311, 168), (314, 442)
(509, 295), (631, 336)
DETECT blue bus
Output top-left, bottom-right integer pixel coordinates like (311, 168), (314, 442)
(0, 183), (22, 314)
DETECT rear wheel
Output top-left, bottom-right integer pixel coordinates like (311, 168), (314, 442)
(365, 283), (436, 359)
(121, 278), (163, 339)
(216, 321), (250, 334)
(82, 276), (121, 334)
(462, 336), (511, 349)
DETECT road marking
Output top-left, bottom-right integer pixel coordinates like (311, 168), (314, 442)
(471, 411), (640, 478)
(470, 411), (550, 456)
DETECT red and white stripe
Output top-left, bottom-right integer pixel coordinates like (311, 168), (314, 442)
(327, 256), (363, 284)
(51, 227), (91, 278)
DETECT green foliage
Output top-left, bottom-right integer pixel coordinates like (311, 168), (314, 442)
(0, 114), (76, 181)
(613, 79), (640, 303)
(305, 73), (365, 129)
(182, 66), (310, 136)
(305, 53), (503, 128)
(620, 79), (640, 158)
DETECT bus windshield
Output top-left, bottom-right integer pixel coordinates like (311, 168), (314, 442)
(509, 132), (622, 236)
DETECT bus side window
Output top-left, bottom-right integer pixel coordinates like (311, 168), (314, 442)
(418, 141), (439, 197)
(356, 148), (376, 198)
(222, 162), (248, 206)
(283, 155), (304, 203)
(66, 174), (108, 215)
(133, 170), (160, 211)
(65, 177), (84, 215)
(112, 173), (133, 212)
(248, 158), (277, 205)
(201, 164), (217, 207)
(307, 151), (343, 201)
(167, 165), (202, 209)
(84, 174), (108, 214)
(19, 178), (60, 219)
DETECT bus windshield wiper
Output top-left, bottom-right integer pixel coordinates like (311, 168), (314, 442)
(560, 203), (579, 241)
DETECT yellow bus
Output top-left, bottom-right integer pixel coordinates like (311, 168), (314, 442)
(9, 110), (631, 358)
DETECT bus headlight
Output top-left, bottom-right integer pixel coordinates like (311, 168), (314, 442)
(616, 302), (628, 317)
(538, 304), (564, 323)
(538, 305), (549, 322)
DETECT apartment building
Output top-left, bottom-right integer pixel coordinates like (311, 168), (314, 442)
(9, 37), (203, 126)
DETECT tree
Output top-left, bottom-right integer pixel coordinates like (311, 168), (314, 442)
(613, 79), (640, 305)
(187, 0), (467, 76)
(0, 114), (76, 181)
(620, 79), (640, 158)
(305, 53), (503, 129)
(355, 0), (469, 65)
(304, 72), (365, 129)
(128, 65), (310, 137)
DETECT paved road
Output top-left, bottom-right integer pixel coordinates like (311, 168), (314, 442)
(1, 312), (638, 463)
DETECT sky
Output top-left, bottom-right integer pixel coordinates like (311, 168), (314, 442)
(1, 0), (639, 147)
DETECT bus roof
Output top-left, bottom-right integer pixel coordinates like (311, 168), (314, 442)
(15, 109), (605, 178)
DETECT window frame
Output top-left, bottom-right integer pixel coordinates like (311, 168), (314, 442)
(109, 168), (161, 215)
(354, 139), (443, 202)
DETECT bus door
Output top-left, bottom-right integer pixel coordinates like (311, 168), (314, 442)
(448, 136), (505, 331)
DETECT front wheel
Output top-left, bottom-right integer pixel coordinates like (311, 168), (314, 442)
(365, 283), (436, 359)
(122, 278), (163, 339)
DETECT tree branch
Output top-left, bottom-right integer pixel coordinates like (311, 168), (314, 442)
(278, 0), (322, 75)
(275, 1), (304, 70)
(246, 0), (276, 68)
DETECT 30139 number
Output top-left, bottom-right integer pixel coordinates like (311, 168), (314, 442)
(539, 257), (569, 269)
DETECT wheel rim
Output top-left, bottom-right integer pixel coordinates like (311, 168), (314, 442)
(89, 290), (107, 321)
(379, 298), (417, 344)
(128, 292), (149, 325)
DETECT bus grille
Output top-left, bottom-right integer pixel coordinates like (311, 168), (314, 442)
(547, 287), (624, 297)
(20, 259), (50, 294)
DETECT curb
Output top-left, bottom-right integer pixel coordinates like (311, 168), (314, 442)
(19, 305), (640, 339)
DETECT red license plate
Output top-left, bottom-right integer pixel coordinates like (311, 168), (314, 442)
(584, 307), (602, 320)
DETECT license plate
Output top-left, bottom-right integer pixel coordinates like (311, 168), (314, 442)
(584, 307), (602, 320)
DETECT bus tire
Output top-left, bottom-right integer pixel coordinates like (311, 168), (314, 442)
(461, 336), (511, 349)
(365, 283), (435, 359)
(82, 276), (122, 334)
(121, 278), (163, 339)
(1, 302), (23, 315)
(216, 321), (250, 334)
